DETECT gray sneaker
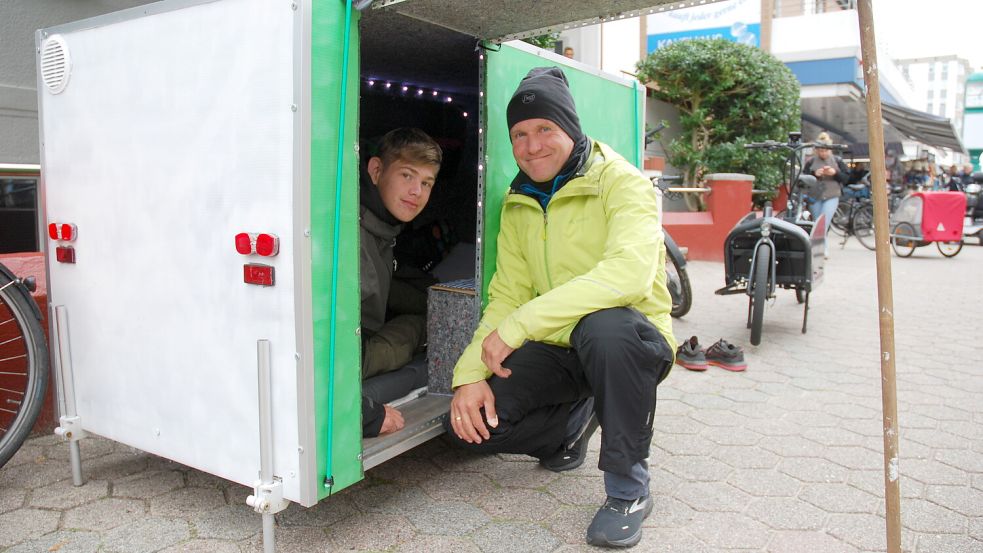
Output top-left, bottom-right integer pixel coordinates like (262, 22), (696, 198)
(586, 495), (653, 548)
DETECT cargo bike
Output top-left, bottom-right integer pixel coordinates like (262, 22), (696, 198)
(716, 132), (847, 345)
(890, 191), (966, 257)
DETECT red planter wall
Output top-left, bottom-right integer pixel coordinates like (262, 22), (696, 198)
(662, 174), (755, 262)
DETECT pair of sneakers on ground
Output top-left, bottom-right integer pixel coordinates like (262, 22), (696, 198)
(675, 336), (747, 372)
(539, 400), (653, 548)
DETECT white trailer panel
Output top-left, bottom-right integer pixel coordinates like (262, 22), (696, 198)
(39, 0), (308, 501)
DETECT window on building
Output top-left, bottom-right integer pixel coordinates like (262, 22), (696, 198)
(940, 89), (947, 100)
(927, 102), (933, 112)
(939, 103), (947, 116)
(928, 90), (934, 101)
(0, 177), (40, 253)
(928, 65), (935, 80)
(942, 64), (948, 80)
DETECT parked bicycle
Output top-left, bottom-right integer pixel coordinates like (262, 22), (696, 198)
(717, 132), (847, 345)
(830, 183), (876, 250)
(649, 174), (693, 318)
(644, 124), (692, 319)
(0, 263), (49, 468)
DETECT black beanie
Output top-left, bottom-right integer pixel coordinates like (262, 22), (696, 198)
(506, 67), (584, 144)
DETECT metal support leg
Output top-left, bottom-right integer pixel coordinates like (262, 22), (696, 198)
(801, 291), (810, 334)
(52, 305), (87, 486)
(68, 442), (83, 484)
(263, 512), (275, 553)
(246, 340), (289, 553)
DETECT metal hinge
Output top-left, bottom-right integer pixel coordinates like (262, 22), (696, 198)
(246, 477), (289, 515)
(54, 415), (88, 442)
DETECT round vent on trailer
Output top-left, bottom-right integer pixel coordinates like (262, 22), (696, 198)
(41, 35), (71, 95)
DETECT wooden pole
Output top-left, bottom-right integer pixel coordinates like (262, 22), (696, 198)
(855, 2), (902, 551)
(639, 12), (648, 61)
(760, 0), (774, 53)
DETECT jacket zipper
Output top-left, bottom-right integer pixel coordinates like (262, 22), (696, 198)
(543, 209), (553, 289)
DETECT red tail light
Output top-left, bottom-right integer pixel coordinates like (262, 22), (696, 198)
(235, 233), (253, 255)
(48, 222), (77, 241)
(243, 263), (274, 286)
(234, 232), (279, 257)
(255, 234), (279, 256)
(55, 246), (76, 264)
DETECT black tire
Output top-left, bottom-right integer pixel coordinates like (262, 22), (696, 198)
(852, 203), (876, 251)
(664, 247), (692, 318)
(830, 201), (851, 236)
(937, 240), (962, 257)
(891, 222), (917, 257)
(0, 272), (50, 469)
(749, 244), (771, 346)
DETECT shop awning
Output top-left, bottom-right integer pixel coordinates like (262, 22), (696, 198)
(371, 0), (730, 42)
(880, 101), (966, 154)
(799, 84), (966, 154)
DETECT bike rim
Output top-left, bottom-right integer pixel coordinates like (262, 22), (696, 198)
(0, 285), (39, 451)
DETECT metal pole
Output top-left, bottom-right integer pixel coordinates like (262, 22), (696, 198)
(54, 306), (83, 486)
(257, 340), (275, 553)
(855, 2), (902, 551)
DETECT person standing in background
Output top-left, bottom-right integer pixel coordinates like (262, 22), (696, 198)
(802, 132), (848, 258)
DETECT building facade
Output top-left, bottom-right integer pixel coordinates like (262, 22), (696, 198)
(896, 55), (972, 144)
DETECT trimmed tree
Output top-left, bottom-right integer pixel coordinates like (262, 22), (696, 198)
(636, 39), (800, 199)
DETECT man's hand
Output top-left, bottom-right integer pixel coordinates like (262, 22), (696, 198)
(481, 330), (514, 378)
(450, 380), (498, 444)
(379, 405), (404, 435)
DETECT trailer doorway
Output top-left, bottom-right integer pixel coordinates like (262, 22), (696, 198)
(356, 10), (481, 469)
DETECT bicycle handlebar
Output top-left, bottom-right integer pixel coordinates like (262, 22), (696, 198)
(744, 141), (849, 151)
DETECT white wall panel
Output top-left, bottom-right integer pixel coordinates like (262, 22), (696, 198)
(39, 0), (305, 501)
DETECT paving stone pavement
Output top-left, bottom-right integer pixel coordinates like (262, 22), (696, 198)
(2, 239), (982, 552)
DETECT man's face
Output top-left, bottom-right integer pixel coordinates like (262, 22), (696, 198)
(816, 147), (831, 160)
(368, 157), (437, 222)
(509, 118), (575, 183)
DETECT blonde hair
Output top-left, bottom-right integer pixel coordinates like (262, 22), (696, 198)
(377, 128), (442, 169)
(816, 131), (832, 145)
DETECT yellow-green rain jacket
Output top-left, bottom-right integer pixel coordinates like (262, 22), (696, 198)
(452, 140), (675, 388)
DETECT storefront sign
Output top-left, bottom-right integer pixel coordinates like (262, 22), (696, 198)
(647, 0), (761, 51)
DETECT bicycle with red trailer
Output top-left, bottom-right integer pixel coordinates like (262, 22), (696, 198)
(890, 191), (966, 258)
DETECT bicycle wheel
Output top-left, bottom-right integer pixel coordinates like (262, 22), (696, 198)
(0, 272), (49, 468)
(891, 222), (917, 257)
(829, 201), (851, 236)
(937, 240), (962, 257)
(852, 203), (876, 251)
(749, 244), (771, 346)
(664, 248), (692, 318)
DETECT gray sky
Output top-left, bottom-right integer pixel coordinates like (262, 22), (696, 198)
(874, 0), (983, 70)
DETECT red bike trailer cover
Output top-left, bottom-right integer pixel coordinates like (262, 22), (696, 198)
(912, 191), (966, 241)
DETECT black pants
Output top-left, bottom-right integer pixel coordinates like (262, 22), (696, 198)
(444, 307), (672, 476)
